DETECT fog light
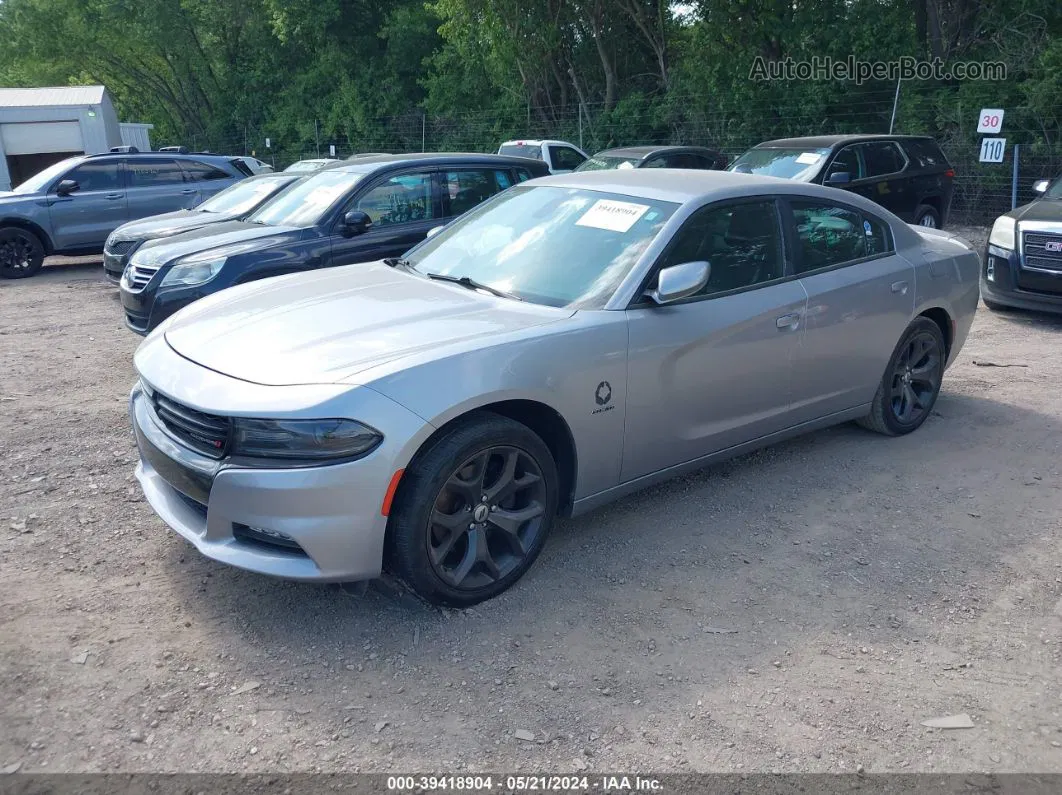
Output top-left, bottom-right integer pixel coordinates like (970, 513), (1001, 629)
(233, 523), (304, 552)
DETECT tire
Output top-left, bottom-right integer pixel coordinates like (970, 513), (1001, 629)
(386, 411), (559, 607)
(0, 226), (45, 279)
(914, 204), (941, 229)
(858, 317), (946, 436)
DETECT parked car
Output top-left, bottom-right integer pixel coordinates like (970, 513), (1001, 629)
(128, 169), (978, 606)
(118, 153), (550, 333)
(284, 158), (340, 173)
(981, 174), (1062, 314)
(0, 152), (249, 279)
(576, 145), (727, 172)
(103, 172), (305, 284)
(497, 139), (588, 173)
(237, 157), (274, 175)
(728, 135), (955, 229)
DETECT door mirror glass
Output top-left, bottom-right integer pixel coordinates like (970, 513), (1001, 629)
(647, 261), (710, 305)
(342, 210), (372, 236)
(826, 171), (851, 186)
(426, 225), (445, 239)
(56, 179), (80, 196)
(1033, 179), (1050, 195)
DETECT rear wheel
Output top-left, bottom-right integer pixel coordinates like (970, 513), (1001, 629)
(387, 412), (559, 606)
(0, 227), (45, 279)
(858, 317), (945, 436)
(914, 204), (941, 229)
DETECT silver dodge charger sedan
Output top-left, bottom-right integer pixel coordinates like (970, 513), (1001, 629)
(129, 169), (980, 606)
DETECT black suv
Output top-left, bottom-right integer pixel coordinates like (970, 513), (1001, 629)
(729, 135), (955, 228)
(981, 174), (1062, 314)
(118, 153), (550, 334)
(0, 151), (250, 279)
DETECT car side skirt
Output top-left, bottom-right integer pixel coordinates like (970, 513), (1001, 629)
(570, 404), (870, 517)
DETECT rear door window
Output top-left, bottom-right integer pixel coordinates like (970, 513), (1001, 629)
(789, 201), (894, 272)
(127, 158), (186, 187)
(903, 139), (950, 169)
(860, 142), (906, 177)
(182, 160), (233, 181)
(442, 169), (513, 216)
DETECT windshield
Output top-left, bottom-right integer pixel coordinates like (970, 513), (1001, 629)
(197, 177), (293, 215)
(405, 186), (678, 308)
(1045, 177), (1062, 199)
(284, 160), (330, 173)
(728, 147), (830, 180)
(11, 157), (80, 194)
(248, 170), (362, 227)
(498, 145), (543, 160)
(575, 155), (642, 172)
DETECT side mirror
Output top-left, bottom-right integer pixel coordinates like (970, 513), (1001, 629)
(341, 210), (372, 237)
(1033, 179), (1050, 195)
(826, 171), (851, 186)
(56, 179), (80, 196)
(425, 225), (445, 239)
(647, 261), (710, 305)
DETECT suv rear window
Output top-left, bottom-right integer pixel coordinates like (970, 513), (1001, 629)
(902, 138), (950, 170)
(499, 144), (543, 160)
(183, 160), (233, 181)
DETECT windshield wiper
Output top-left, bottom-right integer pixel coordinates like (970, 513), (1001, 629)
(425, 272), (522, 301)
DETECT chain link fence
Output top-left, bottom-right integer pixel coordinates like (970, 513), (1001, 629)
(163, 87), (1062, 228)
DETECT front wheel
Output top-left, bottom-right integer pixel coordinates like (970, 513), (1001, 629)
(387, 412), (559, 606)
(0, 227), (45, 279)
(858, 317), (946, 436)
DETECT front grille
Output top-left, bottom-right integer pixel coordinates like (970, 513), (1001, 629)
(1023, 232), (1062, 272)
(152, 392), (231, 458)
(105, 238), (138, 257)
(125, 262), (160, 291)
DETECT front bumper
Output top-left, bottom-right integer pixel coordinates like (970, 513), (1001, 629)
(129, 382), (414, 582)
(981, 244), (1062, 315)
(120, 280), (198, 336)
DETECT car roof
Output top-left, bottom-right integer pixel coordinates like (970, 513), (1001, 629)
(82, 151), (240, 166)
(336, 152), (552, 173)
(593, 145), (720, 159)
(499, 139), (578, 147)
(529, 167), (907, 209)
(753, 134), (937, 150)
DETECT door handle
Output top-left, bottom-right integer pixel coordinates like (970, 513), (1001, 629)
(105, 193), (123, 200)
(776, 312), (801, 330)
(180, 188), (196, 195)
(891, 280), (909, 294)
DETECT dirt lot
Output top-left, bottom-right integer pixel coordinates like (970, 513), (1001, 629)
(2, 230), (1062, 775)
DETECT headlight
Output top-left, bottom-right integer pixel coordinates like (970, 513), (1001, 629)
(231, 418), (383, 462)
(161, 255), (226, 288)
(988, 216), (1017, 250)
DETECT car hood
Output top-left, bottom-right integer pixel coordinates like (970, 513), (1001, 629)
(1005, 199), (1062, 224)
(114, 210), (223, 240)
(162, 263), (571, 386)
(130, 220), (301, 266)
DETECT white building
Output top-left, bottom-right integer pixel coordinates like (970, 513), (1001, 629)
(0, 86), (152, 191)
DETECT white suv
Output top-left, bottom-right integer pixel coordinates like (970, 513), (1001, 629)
(497, 139), (588, 174)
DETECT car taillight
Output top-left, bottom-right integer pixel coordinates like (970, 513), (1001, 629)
(945, 168), (955, 178)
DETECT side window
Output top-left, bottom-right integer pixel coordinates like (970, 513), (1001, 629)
(354, 171), (434, 226)
(641, 156), (668, 168)
(861, 143), (906, 177)
(657, 200), (784, 297)
(442, 169), (510, 216)
(182, 160), (232, 181)
(127, 158), (186, 187)
(826, 146), (862, 180)
(514, 168), (534, 183)
(63, 161), (120, 192)
(863, 213), (893, 256)
(904, 139), (948, 169)
(549, 146), (586, 171)
(790, 202), (868, 273)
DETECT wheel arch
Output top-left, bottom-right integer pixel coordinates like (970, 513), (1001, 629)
(917, 306), (953, 359)
(0, 217), (54, 254)
(398, 398), (579, 518)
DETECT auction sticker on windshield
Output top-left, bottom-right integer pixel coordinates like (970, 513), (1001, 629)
(795, 152), (822, 165)
(576, 199), (649, 232)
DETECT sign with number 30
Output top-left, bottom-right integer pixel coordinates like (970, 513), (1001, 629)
(976, 109), (1004, 134)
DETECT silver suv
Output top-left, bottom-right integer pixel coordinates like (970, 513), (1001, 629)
(0, 152), (249, 279)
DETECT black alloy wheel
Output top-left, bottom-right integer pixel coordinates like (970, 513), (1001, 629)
(858, 317), (946, 436)
(0, 227), (45, 279)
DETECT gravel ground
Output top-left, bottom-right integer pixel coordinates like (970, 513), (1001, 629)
(2, 229), (1062, 775)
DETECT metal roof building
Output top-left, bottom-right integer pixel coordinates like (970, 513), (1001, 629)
(0, 85), (151, 191)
